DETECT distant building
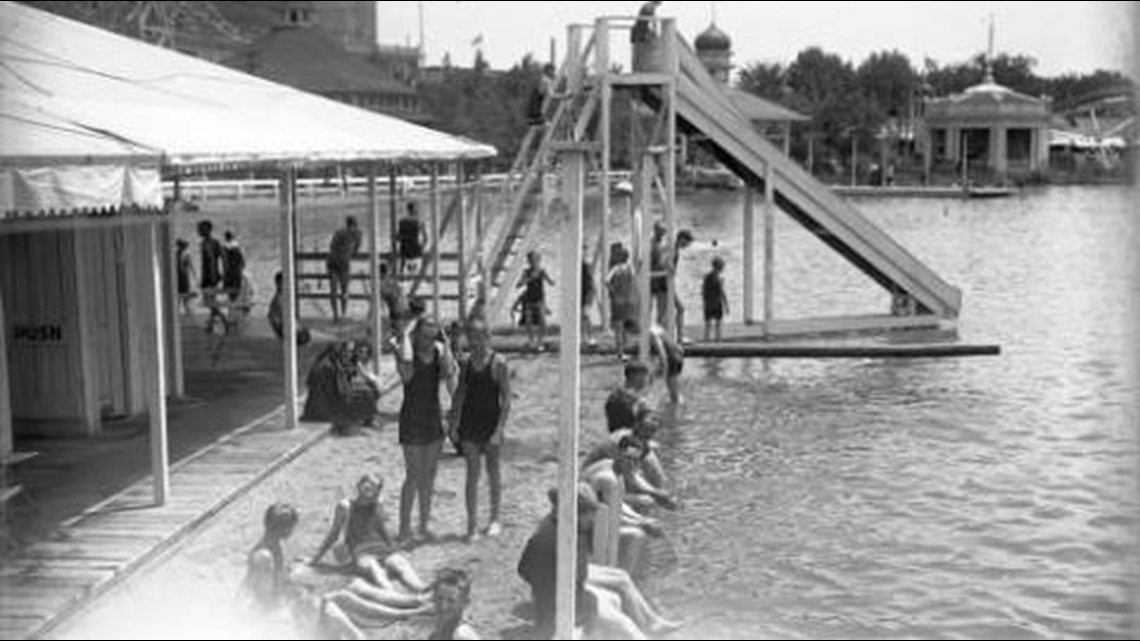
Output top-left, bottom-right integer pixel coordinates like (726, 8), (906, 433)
(19, 1), (429, 123)
(224, 2), (430, 124)
(215, 1), (377, 55)
(694, 23), (808, 154)
(921, 71), (1052, 183)
(695, 24), (733, 83)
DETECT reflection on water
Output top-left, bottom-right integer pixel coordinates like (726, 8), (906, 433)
(646, 186), (1138, 640)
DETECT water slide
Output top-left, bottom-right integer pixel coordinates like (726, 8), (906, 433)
(671, 41), (963, 318)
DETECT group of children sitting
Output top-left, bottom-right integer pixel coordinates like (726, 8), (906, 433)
(240, 348), (685, 640)
(518, 354), (686, 640)
(242, 480), (479, 640)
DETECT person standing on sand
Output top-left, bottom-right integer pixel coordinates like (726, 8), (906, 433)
(198, 220), (227, 334)
(327, 216), (363, 324)
(176, 239), (196, 316)
(398, 202), (429, 274)
(223, 231), (246, 304)
(379, 261), (411, 340)
(516, 251), (555, 353)
(449, 319), (511, 541)
(395, 317), (458, 544)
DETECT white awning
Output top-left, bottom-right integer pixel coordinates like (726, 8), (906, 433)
(0, 165), (163, 218)
(0, 93), (164, 217)
(0, 1), (496, 172)
(1049, 128), (1127, 150)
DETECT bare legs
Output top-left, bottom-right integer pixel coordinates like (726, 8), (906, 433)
(400, 441), (443, 542)
(329, 269), (350, 323)
(356, 553), (428, 593)
(463, 442), (503, 538)
(588, 565), (683, 636)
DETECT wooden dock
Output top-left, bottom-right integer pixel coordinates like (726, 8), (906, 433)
(831, 185), (1017, 199)
(491, 316), (1000, 359)
(1, 413), (329, 640)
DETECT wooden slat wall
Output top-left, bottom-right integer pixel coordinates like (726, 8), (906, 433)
(1, 231), (84, 423)
(0, 266), (11, 457)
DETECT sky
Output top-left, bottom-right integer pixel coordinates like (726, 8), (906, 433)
(375, 1), (1136, 77)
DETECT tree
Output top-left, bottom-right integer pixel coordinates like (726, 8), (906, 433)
(1048, 70), (1134, 112)
(990, 54), (1046, 96)
(924, 58), (984, 96)
(738, 62), (787, 103)
(785, 47), (857, 112)
(783, 48), (879, 158)
(420, 54), (545, 169)
(923, 53), (1046, 98)
(857, 51), (917, 119)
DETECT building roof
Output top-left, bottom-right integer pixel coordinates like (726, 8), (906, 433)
(926, 79), (1051, 122)
(0, 1), (495, 176)
(228, 25), (417, 97)
(728, 89), (810, 123)
(695, 24), (732, 53)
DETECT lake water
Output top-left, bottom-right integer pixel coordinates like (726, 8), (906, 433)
(647, 186), (1139, 640)
(180, 185), (1138, 639)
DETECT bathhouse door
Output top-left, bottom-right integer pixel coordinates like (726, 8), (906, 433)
(0, 231), (85, 423)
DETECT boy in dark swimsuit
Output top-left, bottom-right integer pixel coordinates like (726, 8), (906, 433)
(449, 319), (512, 540)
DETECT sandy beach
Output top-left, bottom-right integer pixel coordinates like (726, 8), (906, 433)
(47, 350), (681, 641)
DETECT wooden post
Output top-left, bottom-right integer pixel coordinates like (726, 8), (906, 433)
(662, 19), (679, 341)
(430, 165), (442, 325)
(122, 226), (146, 416)
(555, 149), (585, 641)
(922, 128), (932, 186)
(961, 130), (970, 187)
(597, 18), (613, 331)
(474, 171), (487, 306)
(0, 285), (10, 458)
(369, 164), (383, 375)
(638, 158), (653, 362)
(763, 163), (776, 336)
(389, 166), (400, 260)
(164, 218), (185, 398)
(146, 223), (170, 505)
(475, 172), (486, 245)
(281, 169), (299, 430)
(744, 188), (756, 325)
(457, 163), (469, 321)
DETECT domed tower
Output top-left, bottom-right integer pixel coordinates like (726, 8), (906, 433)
(695, 23), (733, 83)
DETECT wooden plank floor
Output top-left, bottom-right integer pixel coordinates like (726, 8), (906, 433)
(0, 356), (401, 640)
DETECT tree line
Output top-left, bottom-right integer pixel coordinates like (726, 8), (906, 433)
(737, 48), (1132, 168)
(422, 48), (1132, 173)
